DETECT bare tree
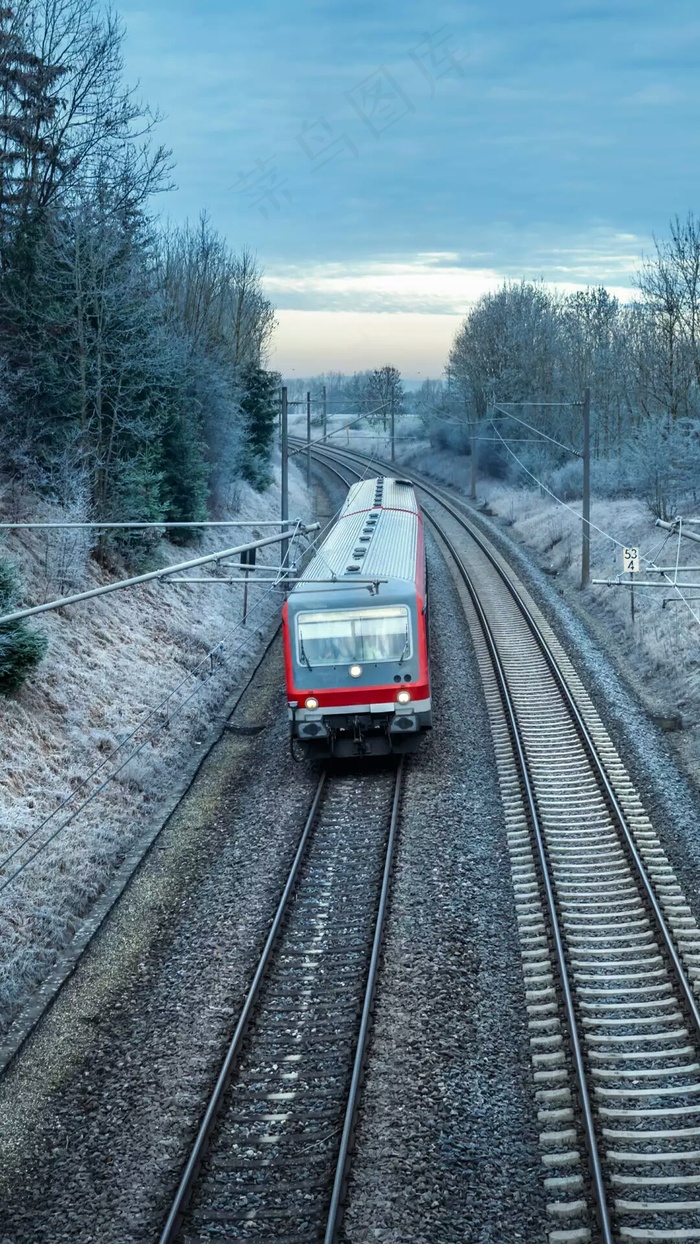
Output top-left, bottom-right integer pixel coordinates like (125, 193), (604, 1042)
(0, 0), (171, 240)
(365, 365), (403, 431)
(158, 214), (274, 368)
(635, 214), (700, 420)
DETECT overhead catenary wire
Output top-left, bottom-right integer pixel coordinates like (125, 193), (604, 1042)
(0, 525), (311, 627)
(287, 403), (390, 460)
(0, 564), (292, 897)
(0, 513), (341, 890)
(490, 422), (700, 631)
(0, 520), (296, 531)
(490, 422), (631, 553)
(491, 404), (583, 458)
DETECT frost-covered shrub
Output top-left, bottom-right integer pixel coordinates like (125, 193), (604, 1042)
(627, 417), (700, 518)
(477, 437), (509, 479)
(546, 459), (583, 501)
(427, 417), (471, 454)
(591, 456), (640, 499)
(397, 417), (424, 445)
(0, 561), (47, 694)
(509, 452), (647, 503)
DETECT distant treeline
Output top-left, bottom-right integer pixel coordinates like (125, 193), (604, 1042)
(285, 366), (405, 430)
(0, 0), (280, 544)
(415, 217), (700, 519)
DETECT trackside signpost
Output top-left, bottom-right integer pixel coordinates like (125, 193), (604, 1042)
(623, 547), (640, 573)
(623, 546), (640, 621)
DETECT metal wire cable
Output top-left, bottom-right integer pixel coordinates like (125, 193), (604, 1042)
(0, 536), (299, 888)
(0, 575), (286, 897)
(491, 404), (582, 457)
(490, 421), (700, 630)
(0, 529), (300, 873)
(656, 520), (700, 627)
(490, 423), (638, 555)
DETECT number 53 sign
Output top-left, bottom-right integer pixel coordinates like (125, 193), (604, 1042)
(623, 547), (640, 573)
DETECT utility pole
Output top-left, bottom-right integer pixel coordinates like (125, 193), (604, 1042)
(281, 386), (289, 576)
(581, 386), (591, 589)
(322, 384), (327, 443)
(306, 390), (312, 491)
(390, 396), (395, 463)
(470, 418), (477, 500)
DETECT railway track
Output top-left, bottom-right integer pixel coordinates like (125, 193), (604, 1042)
(307, 442), (700, 1243)
(160, 759), (403, 1244)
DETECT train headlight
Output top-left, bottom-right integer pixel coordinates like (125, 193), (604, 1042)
(305, 696), (319, 710)
(396, 689), (412, 704)
(349, 664), (362, 678)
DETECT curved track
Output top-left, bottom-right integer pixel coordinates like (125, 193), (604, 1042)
(160, 759), (404, 1244)
(307, 441), (700, 1244)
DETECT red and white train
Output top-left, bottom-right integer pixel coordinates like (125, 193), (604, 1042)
(282, 475), (431, 758)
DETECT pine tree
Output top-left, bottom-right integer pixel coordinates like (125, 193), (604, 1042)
(0, 559), (47, 694)
(0, 6), (66, 240)
(159, 407), (209, 543)
(239, 364), (281, 489)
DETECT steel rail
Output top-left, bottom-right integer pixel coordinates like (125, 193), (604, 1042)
(303, 443), (612, 1238)
(423, 512), (614, 1244)
(398, 462), (700, 1045)
(300, 443), (700, 1027)
(324, 757), (404, 1243)
(305, 438), (700, 1235)
(309, 437), (700, 1029)
(159, 758), (403, 1244)
(158, 771), (327, 1244)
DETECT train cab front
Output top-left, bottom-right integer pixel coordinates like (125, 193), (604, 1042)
(282, 591), (431, 759)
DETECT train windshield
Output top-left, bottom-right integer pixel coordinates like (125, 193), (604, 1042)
(296, 606), (411, 667)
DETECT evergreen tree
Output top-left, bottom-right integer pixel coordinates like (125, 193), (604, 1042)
(0, 2), (280, 568)
(158, 406), (209, 542)
(0, 559), (47, 694)
(239, 365), (281, 489)
(0, 6), (66, 241)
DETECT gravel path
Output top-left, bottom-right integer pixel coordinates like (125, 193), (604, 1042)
(0, 635), (319, 1244)
(341, 534), (547, 1244)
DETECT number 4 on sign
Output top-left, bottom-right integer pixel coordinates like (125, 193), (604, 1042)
(623, 547), (640, 574)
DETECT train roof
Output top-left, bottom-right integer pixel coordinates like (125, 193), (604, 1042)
(293, 476), (421, 591)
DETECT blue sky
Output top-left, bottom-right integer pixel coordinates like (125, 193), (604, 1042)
(120, 0), (700, 376)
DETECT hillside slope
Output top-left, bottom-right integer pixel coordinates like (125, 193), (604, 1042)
(0, 462), (311, 1035)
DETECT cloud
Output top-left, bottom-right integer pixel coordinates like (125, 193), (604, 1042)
(623, 84), (695, 106)
(263, 233), (644, 316)
(263, 256), (502, 313)
(119, 0), (696, 381)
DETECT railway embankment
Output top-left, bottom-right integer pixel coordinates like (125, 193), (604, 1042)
(397, 446), (700, 920)
(0, 463), (310, 1041)
(0, 635), (321, 1243)
(0, 475), (549, 1244)
(401, 444), (700, 783)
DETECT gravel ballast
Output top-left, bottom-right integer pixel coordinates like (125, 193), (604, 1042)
(341, 534), (547, 1244)
(0, 635), (319, 1243)
(448, 489), (700, 939)
(0, 466), (552, 1243)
